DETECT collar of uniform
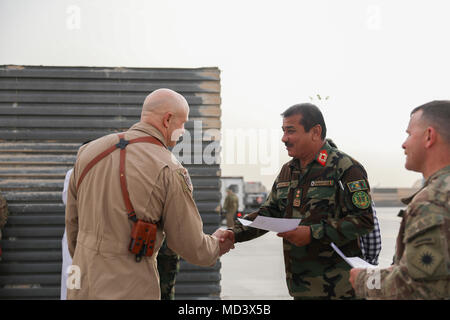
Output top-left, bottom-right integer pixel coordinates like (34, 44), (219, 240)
(128, 122), (168, 148)
(289, 141), (332, 170)
(313, 140), (331, 167)
(401, 165), (450, 205)
(401, 190), (419, 205)
(425, 165), (450, 186)
(288, 158), (301, 170)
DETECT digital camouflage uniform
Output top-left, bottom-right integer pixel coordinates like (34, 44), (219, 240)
(355, 165), (450, 299)
(233, 140), (374, 299)
(157, 238), (180, 300)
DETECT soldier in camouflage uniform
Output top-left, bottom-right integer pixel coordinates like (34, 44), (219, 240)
(0, 191), (8, 260)
(157, 239), (180, 300)
(224, 187), (239, 228)
(351, 101), (450, 299)
(232, 103), (374, 299)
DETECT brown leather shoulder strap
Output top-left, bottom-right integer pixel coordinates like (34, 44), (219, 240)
(76, 143), (118, 190)
(117, 133), (134, 219)
(76, 133), (165, 220)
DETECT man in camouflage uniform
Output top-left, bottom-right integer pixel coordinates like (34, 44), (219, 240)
(350, 100), (450, 299)
(231, 103), (374, 299)
(157, 239), (180, 300)
(0, 192), (8, 260)
(224, 187), (239, 228)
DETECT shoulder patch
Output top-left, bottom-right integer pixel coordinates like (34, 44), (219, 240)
(410, 245), (443, 276)
(176, 168), (193, 193)
(352, 191), (371, 209)
(347, 180), (368, 192)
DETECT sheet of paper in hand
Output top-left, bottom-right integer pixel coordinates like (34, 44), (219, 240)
(238, 216), (301, 233)
(331, 242), (377, 268)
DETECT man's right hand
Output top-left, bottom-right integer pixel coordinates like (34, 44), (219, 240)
(212, 229), (235, 256)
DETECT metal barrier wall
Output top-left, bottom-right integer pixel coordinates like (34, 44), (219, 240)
(0, 65), (222, 299)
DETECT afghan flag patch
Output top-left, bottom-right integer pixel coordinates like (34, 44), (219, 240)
(352, 191), (371, 209)
(347, 180), (368, 192)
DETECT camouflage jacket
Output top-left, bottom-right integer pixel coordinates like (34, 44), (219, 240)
(355, 165), (450, 299)
(233, 141), (374, 299)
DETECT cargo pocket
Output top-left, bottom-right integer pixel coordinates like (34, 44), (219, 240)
(276, 180), (295, 212)
(276, 186), (289, 211)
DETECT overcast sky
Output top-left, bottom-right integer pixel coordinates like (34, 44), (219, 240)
(1, 0), (449, 190)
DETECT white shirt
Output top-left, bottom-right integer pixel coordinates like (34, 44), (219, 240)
(61, 168), (73, 300)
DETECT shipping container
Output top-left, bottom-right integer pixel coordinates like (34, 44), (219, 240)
(0, 65), (222, 300)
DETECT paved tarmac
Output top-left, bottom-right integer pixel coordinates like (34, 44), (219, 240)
(220, 207), (403, 300)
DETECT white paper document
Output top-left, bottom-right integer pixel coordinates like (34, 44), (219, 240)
(238, 216), (301, 233)
(331, 242), (377, 268)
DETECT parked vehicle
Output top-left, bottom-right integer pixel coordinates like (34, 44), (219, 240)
(243, 181), (267, 214)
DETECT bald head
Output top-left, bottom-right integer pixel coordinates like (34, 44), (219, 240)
(140, 89), (190, 147)
(141, 88), (189, 120)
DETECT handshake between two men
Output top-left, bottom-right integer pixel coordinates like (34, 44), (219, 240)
(212, 229), (235, 256)
(211, 224), (312, 256)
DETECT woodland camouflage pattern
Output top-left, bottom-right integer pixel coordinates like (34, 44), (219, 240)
(355, 165), (450, 299)
(157, 239), (180, 300)
(233, 141), (374, 299)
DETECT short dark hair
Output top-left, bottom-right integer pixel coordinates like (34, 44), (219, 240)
(411, 100), (450, 144)
(281, 103), (327, 139)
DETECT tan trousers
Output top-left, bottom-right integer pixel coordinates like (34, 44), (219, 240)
(226, 211), (236, 228)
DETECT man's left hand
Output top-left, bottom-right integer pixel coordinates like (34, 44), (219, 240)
(277, 226), (311, 247)
(349, 268), (362, 289)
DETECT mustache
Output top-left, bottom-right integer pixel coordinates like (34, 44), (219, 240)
(285, 143), (293, 148)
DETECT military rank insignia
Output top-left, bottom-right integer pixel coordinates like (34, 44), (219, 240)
(317, 150), (328, 166)
(351, 191), (371, 209)
(293, 189), (301, 207)
(347, 180), (368, 192)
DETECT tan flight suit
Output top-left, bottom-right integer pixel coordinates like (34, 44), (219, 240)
(66, 122), (220, 300)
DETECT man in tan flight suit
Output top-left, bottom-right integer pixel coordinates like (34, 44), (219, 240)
(66, 88), (234, 300)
